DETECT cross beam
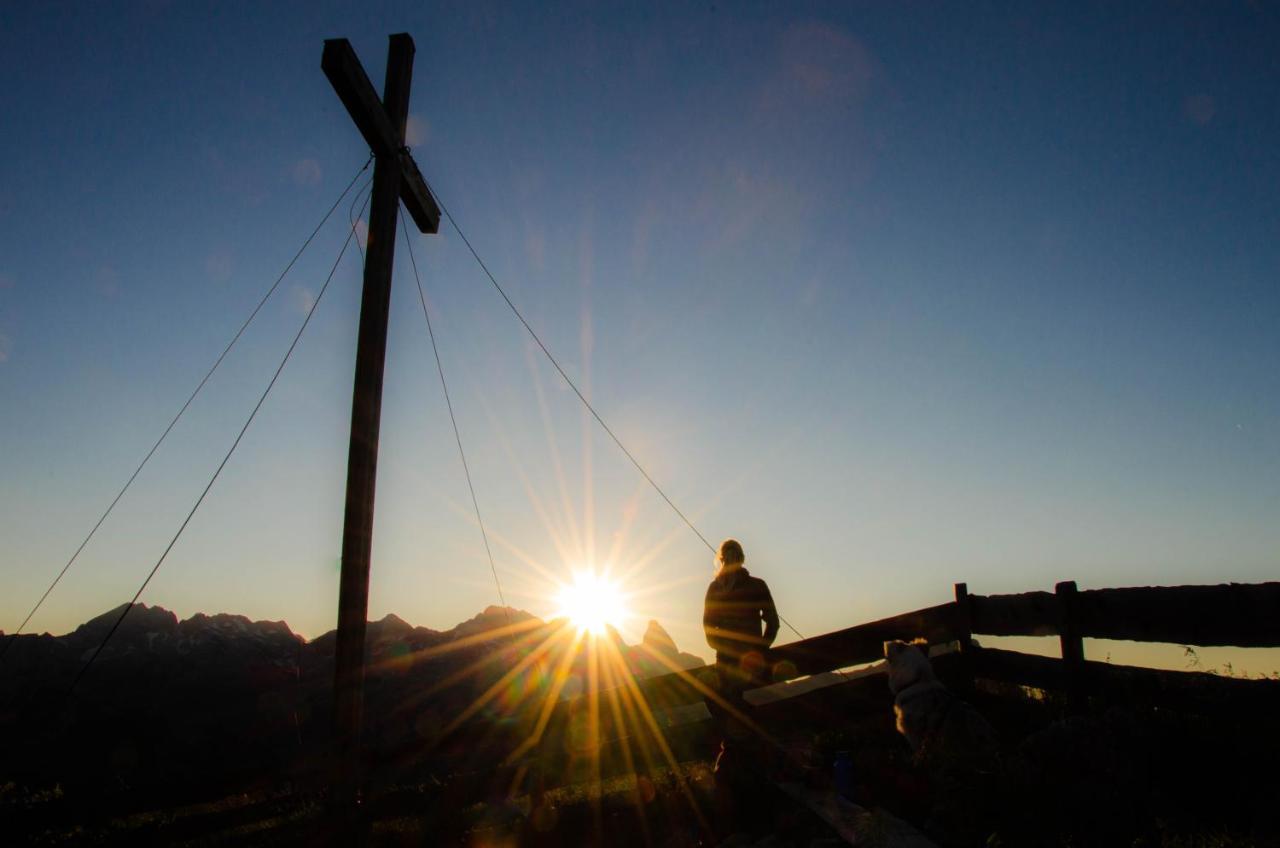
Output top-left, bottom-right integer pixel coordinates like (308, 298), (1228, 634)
(322, 33), (439, 814)
(322, 37), (440, 235)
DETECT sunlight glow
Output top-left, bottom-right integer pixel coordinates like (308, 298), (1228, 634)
(554, 570), (628, 635)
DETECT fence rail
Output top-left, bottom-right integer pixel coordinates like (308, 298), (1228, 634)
(573, 580), (1280, 718)
(970, 582), (1280, 647)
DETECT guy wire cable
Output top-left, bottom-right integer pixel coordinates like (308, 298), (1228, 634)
(423, 179), (817, 646)
(70, 192), (370, 693)
(399, 212), (509, 620)
(423, 179), (715, 554)
(349, 175), (374, 249)
(0, 155), (374, 663)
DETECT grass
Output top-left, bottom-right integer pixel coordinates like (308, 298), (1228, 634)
(1, 762), (722, 847)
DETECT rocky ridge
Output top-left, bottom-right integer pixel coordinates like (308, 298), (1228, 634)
(0, 602), (705, 797)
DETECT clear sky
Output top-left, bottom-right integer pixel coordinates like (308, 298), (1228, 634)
(1, 3), (1277, 669)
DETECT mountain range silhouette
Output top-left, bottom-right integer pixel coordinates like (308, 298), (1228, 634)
(0, 604), (703, 801)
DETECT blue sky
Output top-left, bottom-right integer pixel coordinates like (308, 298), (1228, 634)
(1, 3), (1277, 666)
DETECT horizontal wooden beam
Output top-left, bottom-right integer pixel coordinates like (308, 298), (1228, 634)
(322, 36), (440, 234)
(770, 601), (961, 676)
(1074, 582), (1280, 648)
(970, 582), (1280, 648)
(969, 590), (1059, 638)
(397, 153), (441, 234)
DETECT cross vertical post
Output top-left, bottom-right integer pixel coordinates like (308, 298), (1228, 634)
(322, 32), (440, 816)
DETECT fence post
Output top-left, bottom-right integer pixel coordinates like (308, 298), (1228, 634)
(953, 582), (976, 694)
(1056, 580), (1084, 711)
(953, 583), (973, 652)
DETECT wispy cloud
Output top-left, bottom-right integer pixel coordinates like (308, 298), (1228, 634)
(292, 158), (322, 187)
(292, 285), (316, 316)
(1183, 93), (1215, 126)
(202, 143), (270, 206)
(525, 229), (546, 270)
(762, 22), (875, 111)
(0, 273), (13, 365)
(406, 114), (430, 148)
(204, 250), (234, 283)
(94, 265), (120, 298)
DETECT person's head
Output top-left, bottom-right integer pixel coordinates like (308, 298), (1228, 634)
(716, 538), (745, 575)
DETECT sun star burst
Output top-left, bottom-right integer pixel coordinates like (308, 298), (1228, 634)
(554, 571), (627, 635)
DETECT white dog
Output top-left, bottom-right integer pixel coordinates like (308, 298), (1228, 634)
(883, 640), (996, 765)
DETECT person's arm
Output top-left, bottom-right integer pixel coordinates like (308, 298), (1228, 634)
(759, 580), (780, 648)
(703, 583), (727, 654)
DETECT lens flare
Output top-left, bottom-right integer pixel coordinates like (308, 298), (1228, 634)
(554, 571), (627, 635)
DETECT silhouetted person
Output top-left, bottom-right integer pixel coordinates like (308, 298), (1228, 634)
(702, 538), (779, 836)
(704, 539), (779, 669)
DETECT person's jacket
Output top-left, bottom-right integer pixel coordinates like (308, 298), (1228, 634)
(703, 565), (779, 664)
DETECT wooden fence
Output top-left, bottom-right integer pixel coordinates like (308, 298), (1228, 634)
(550, 580), (1280, 748)
(424, 580), (1280, 801)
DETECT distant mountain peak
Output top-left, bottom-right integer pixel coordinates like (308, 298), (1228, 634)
(627, 619), (704, 675)
(642, 619), (678, 656)
(74, 602), (178, 639)
(479, 605), (534, 621)
(369, 612), (414, 635)
(448, 605), (537, 640)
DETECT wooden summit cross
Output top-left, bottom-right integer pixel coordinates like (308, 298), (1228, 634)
(322, 33), (440, 807)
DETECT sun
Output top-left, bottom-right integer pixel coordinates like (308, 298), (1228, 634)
(554, 571), (628, 635)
